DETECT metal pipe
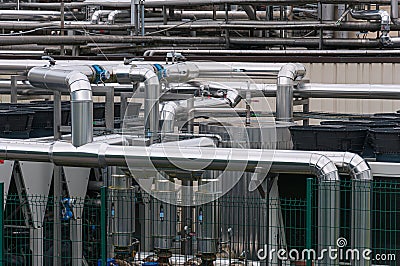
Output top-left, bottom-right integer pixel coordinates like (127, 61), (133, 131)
(0, 141), (341, 254)
(0, 0), (396, 10)
(0, 36), (389, 48)
(116, 62), (200, 141)
(91, 10), (113, 24)
(321, 152), (372, 266)
(0, 10), (64, 20)
(276, 63), (306, 122)
(160, 98), (233, 134)
(27, 67), (94, 147)
(350, 9), (391, 45)
(107, 10), (129, 24)
(392, 0), (399, 24)
(250, 82), (400, 99)
(116, 65), (160, 141)
(81, 0), (400, 6)
(0, 141), (340, 176)
(295, 83), (400, 99)
(3, 20), (400, 32)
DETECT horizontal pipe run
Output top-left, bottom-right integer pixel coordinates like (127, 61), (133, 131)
(144, 49), (400, 56)
(0, 36), (390, 48)
(1, 21), (400, 32)
(0, 141), (340, 178)
(0, 0), (396, 9)
(254, 83), (400, 99)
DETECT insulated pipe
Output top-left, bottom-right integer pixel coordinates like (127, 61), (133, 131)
(115, 63), (200, 140)
(107, 10), (129, 24)
(0, 10), (64, 20)
(276, 63), (306, 122)
(295, 83), (400, 99)
(27, 67), (93, 147)
(116, 66), (160, 140)
(322, 152), (372, 266)
(392, 0), (399, 24)
(160, 98), (233, 133)
(350, 9), (391, 44)
(255, 82), (400, 99)
(0, 36), (389, 48)
(0, 141), (340, 254)
(91, 10), (113, 24)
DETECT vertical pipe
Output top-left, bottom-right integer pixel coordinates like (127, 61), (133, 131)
(53, 166), (62, 266)
(10, 76), (17, 104)
(322, 4), (335, 38)
(136, 0), (140, 36)
(105, 88), (115, 131)
(0, 182), (3, 266)
(318, 180), (340, 266)
(101, 186), (108, 266)
(141, 2), (145, 36)
(306, 178), (313, 266)
(276, 63), (306, 122)
(392, 0), (399, 24)
(53, 91), (62, 266)
(54, 91), (62, 140)
(337, 5), (349, 38)
(60, 0), (65, 56)
(351, 180), (372, 266)
(131, 0), (135, 36)
(187, 97), (194, 134)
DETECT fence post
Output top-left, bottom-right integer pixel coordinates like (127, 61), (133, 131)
(101, 186), (108, 266)
(306, 178), (313, 266)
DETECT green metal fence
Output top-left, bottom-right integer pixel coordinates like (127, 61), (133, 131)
(0, 179), (399, 265)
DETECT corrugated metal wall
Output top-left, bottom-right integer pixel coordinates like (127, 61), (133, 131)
(305, 63), (400, 114)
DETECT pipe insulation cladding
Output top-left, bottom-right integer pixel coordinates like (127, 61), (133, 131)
(276, 63), (306, 122)
(27, 67), (94, 147)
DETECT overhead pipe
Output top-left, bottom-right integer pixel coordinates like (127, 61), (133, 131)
(322, 152), (372, 266)
(350, 9), (391, 45)
(0, 10), (65, 20)
(276, 63), (306, 122)
(4, 20), (400, 32)
(0, 0), (397, 10)
(392, 0), (399, 24)
(81, 0), (400, 7)
(0, 35), (389, 48)
(91, 10), (113, 24)
(115, 62), (199, 141)
(27, 67), (102, 147)
(107, 10), (129, 24)
(0, 140), (340, 257)
(321, 4), (335, 38)
(160, 97), (236, 134)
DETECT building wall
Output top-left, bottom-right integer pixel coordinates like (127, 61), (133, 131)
(304, 63), (400, 114)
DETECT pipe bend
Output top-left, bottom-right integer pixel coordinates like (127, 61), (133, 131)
(277, 63), (306, 84)
(309, 153), (339, 182)
(342, 152), (372, 181)
(107, 10), (122, 24)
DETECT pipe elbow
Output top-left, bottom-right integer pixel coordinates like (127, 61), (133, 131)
(277, 63), (306, 85)
(91, 11), (101, 24)
(160, 101), (179, 121)
(66, 71), (92, 102)
(309, 153), (339, 182)
(107, 10), (119, 24)
(342, 152), (372, 181)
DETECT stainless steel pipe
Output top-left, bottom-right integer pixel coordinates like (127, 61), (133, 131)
(27, 67), (94, 147)
(276, 63), (306, 122)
